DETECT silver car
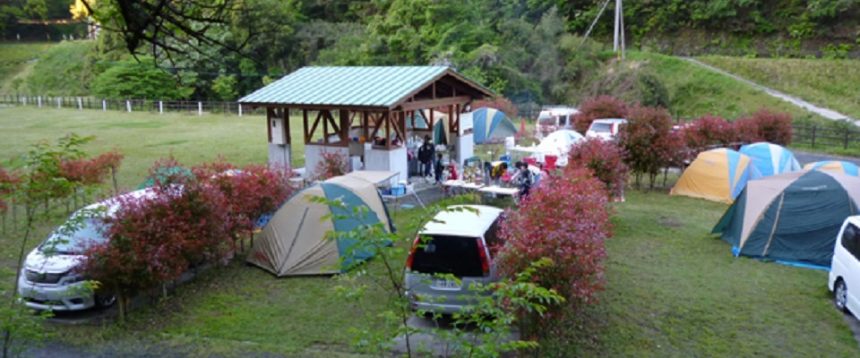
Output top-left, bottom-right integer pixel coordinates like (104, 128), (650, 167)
(404, 205), (504, 314)
(18, 189), (152, 311)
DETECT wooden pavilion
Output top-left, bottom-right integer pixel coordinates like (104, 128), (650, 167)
(239, 66), (494, 179)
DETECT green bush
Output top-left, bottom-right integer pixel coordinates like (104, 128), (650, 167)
(91, 58), (191, 100)
(24, 40), (95, 95)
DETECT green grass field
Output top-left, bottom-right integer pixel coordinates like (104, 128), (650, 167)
(0, 106), (857, 355)
(698, 56), (860, 120)
(630, 52), (822, 122)
(0, 42), (54, 92)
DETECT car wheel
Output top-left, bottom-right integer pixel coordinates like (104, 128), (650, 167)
(95, 293), (117, 308)
(834, 279), (848, 312)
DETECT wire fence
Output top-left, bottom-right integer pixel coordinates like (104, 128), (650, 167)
(0, 94), (267, 116)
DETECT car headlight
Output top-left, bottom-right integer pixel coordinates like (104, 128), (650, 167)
(59, 272), (86, 285)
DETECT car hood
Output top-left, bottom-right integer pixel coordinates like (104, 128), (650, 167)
(24, 249), (84, 274)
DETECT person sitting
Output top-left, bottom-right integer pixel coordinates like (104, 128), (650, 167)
(511, 161), (534, 198)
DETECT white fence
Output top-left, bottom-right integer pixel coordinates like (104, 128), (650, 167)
(0, 94), (266, 116)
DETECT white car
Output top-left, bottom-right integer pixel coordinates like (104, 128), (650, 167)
(829, 216), (860, 315)
(18, 189), (152, 311)
(586, 118), (627, 140)
(404, 205), (504, 314)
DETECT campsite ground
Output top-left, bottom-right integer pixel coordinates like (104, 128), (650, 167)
(1, 106), (859, 356)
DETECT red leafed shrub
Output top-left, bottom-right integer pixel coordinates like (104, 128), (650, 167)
(473, 96), (518, 118)
(497, 168), (610, 305)
(573, 96), (629, 133)
(617, 105), (674, 187)
(202, 164), (294, 240)
(660, 130), (690, 167)
(0, 167), (20, 213)
(682, 115), (735, 151)
(732, 117), (764, 144)
(567, 138), (629, 199)
(82, 179), (232, 312)
(314, 151), (348, 180)
(743, 109), (793, 145)
(59, 150), (125, 186)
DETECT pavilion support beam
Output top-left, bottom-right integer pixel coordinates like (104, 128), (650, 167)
(399, 95), (471, 111)
(266, 107), (274, 142)
(303, 109), (309, 143)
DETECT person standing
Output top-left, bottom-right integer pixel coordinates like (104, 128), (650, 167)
(418, 135), (435, 179)
(434, 153), (444, 184)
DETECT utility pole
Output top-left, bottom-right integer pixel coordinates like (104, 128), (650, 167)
(613, 0), (625, 59)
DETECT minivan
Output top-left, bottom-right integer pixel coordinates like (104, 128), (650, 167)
(536, 106), (579, 139)
(18, 189), (151, 311)
(829, 215), (860, 316)
(404, 205), (504, 314)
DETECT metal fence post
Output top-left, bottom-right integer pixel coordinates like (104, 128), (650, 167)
(198, 101), (202, 116)
(102, 99), (107, 111)
(77, 97), (82, 110)
(238, 103), (243, 117)
(126, 100), (132, 113)
(37, 96), (42, 107)
(159, 101), (163, 114)
(57, 97), (61, 108)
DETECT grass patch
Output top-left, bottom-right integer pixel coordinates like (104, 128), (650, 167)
(630, 52), (821, 122)
(543, 190), (857, 356)
(24, 40), (96, 96)
(698, 56), (860, 120)
(0, 42), (54, 92)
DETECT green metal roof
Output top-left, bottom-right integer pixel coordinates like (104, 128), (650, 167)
(238, 66), (492, 109)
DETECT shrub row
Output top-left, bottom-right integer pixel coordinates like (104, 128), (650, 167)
(81, 160), (294, 318)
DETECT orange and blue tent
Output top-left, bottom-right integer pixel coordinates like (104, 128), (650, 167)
(803, 160), (859, 176)
(670, 148), (762, 203)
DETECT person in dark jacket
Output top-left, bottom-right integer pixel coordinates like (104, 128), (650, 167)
(417, 135), (435, 178)
(434, 153), (444, 184)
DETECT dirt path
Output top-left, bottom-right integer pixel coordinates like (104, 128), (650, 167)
(682, 58), (858, 124)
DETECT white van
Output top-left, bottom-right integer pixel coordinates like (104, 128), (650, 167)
(536, 106), (579, 139)
(586, 118), (627, 140)
(18, 189), (152, 311)
(829, 216), (860, 315)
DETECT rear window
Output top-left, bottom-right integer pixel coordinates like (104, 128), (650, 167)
(538, 116), (556, 126)
(411, 235), (483, 277)
(589, 122), (612, 133)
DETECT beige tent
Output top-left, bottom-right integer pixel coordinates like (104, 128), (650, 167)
(247, 175), (393, 276)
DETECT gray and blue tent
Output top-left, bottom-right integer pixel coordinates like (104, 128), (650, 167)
(712, 170), (860, 268)
(247, 174), (394, 276)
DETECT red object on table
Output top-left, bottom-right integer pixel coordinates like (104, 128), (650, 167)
(524, 157), (538, 166)
(448, 163), (458, 180)
(544, 155), (558, 170)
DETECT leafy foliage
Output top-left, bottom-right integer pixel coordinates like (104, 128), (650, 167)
(81, 159), (293, 321)
(617, 106), (674, 186)
(567, 138), (629, 199)
(314, 151), (348, 180)
(91, 58), (191, 99)
(497, 167), (610, 307)
(572, 95), (629, 133)
(742, 109), (793, 145)
(0, 166), (19, 213)
(682, 115), (737, 151)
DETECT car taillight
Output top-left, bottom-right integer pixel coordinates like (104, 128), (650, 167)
(476, 238), (490, 276)
(405, 235), (421, 270)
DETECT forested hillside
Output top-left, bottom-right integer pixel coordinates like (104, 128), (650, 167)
(2, 0), (858, 113)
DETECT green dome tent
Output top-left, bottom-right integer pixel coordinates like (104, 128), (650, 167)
(712, 170), (860, 268)
(247, 174), (394, 276)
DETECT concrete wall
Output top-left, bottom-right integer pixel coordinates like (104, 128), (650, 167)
(268, 143), (291, 169)
(365, 145), (408, 184)
(304, 144), (350, 179)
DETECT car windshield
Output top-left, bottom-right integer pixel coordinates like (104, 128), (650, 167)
(538, 116), (556, 126)
(41, 218), (108, 255)
(411, 235), (483, 277)
(589, 122), (613, 133)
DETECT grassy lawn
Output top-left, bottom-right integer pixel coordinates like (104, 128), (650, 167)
(698, 56), (860, 120)
(0, 107), (857, 356)
(630, 52), (821, 122)
(0, 42), (55, 92)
